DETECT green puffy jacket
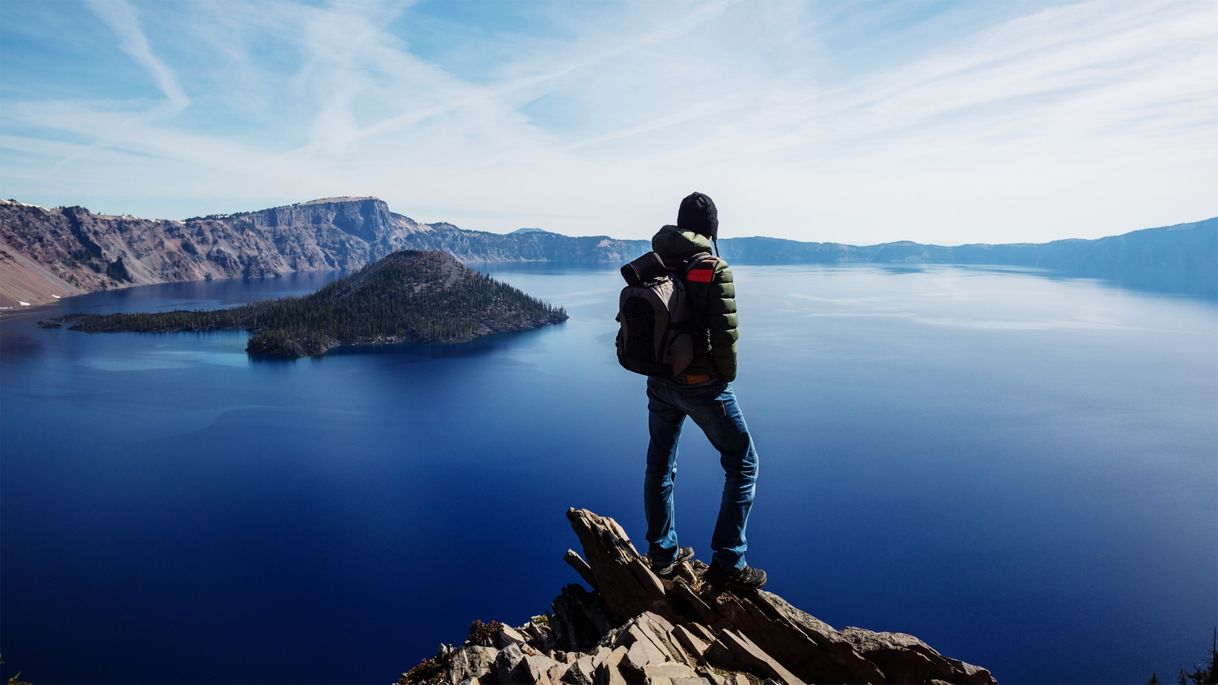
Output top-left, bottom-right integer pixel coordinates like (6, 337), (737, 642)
(651, 225), (739, 382)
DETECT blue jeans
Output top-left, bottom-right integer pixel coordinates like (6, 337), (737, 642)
(644, 377), (759, 571)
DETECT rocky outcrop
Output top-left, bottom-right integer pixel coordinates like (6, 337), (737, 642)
(0, 197), (431, 307)
(0, 197), (646, 308)
(398, 508), (996, 685)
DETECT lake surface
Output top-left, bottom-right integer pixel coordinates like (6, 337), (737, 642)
(1, 264), (1215, 684)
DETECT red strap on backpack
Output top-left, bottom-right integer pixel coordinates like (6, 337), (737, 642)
(684, 254), (717, 283)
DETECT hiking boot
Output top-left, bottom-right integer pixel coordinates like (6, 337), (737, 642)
(703, 562), (767, 593)
(649, 546), (695, 578)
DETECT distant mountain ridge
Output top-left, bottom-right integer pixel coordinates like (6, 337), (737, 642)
(715, 218), (1218, 297)
(1, 197), (1214, 307)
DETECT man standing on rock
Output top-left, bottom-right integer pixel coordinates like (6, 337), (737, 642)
(644, 192), (766, 593)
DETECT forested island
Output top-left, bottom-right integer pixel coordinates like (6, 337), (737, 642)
(47, 250), (567, 358)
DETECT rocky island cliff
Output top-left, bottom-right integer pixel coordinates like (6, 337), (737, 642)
(0, 196), (644, 307)
(50, 250), (567, 358)
(400, 509), (995, 685)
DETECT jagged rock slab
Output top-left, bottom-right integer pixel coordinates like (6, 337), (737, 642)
(707, 588), (885, 683)
(398, 508), (997, 685)
(705, 629), (802, 685)
(566, 508), (672, 624)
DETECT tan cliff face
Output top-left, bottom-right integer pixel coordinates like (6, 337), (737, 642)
(0, 197), (423, 307)
(0, 197), (646, 308)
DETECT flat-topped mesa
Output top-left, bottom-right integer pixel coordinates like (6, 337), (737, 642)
(399, 508), (997, 685)
(224, 196), (395, 242)
(298, 196), (381, 205)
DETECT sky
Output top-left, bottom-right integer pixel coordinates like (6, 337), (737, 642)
(0, 0), (1215, 245)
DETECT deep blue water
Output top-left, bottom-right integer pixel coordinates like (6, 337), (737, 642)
(1, 265), (1215, 684)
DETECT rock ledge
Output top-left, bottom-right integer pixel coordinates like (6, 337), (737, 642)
(398, 508), (996, 685)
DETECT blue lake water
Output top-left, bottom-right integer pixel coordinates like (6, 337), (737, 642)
(1, 264), (1215, 684)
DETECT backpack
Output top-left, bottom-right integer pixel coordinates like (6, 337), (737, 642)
(615, 251), (715, 377)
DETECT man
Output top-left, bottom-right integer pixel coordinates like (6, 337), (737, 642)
(644, 191), (765, 593)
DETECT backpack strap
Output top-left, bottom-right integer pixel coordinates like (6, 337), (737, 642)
(681, 253), (719, 331)
(682, 253), (718, 284)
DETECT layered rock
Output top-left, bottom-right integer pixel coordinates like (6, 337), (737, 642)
(0, 197), (427, 307)
(0, 198), (647, 307)
(398, 508), (996, 685)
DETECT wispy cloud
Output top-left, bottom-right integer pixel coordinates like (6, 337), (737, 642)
(83, 0), (190, 113)
(0, 0), (1214, 242)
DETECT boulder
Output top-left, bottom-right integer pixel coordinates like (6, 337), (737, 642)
(840, 627), (997, 684)
(493, 624), (529, 650)
(591, 645), (629, 685)
(507, 653), (562, 684)
(445, 645), (497, 684)
(560, 655), (596, 685)
(494, 643), (526, 681)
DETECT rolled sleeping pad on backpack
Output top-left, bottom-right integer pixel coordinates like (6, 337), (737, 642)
(621, 252), (667, 286)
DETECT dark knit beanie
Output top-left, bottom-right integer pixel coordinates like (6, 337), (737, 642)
(677, 192), (718, 240)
